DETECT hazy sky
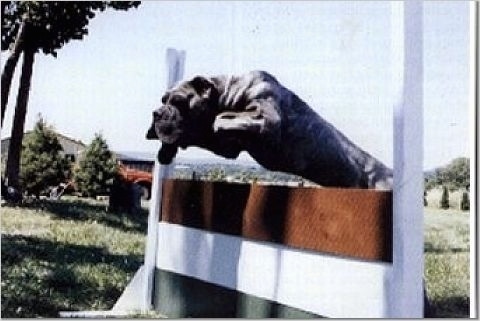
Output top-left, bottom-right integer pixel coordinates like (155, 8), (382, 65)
(1, 1), (471, 170)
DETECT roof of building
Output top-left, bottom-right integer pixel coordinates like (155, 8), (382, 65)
(114, 151), (156, 163)
(1, 131), (86, 147)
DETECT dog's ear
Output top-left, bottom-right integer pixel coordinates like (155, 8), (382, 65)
(161, 92), (170, 104)
(190, 76), (216, 99)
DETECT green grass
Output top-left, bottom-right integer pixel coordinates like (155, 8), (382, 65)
(1, 197), (148, 317)
(424, 207), (470, 318)
(1, 198), (471, 318)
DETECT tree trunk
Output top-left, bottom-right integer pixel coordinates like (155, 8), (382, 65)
(5, 47), (35, 190)
(1, 21), (27, 126)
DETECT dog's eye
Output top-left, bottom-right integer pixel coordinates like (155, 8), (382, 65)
(170, 95), (186, 106)
(169, 95), (191, 115)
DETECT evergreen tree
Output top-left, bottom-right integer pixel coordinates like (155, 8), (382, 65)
(19, 116), (70, 197)
(439, 185), (449, 209)
(74, 133), (118, 198)
(460, 191), (469, 211)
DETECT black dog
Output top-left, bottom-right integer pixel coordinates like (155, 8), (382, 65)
(147, 71), (392, 189)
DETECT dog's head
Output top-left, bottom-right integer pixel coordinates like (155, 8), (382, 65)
(146, 75), (245, 163)
(147, 76), (220, 144)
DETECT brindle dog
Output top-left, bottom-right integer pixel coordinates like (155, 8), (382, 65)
(146, 71), (392, 189)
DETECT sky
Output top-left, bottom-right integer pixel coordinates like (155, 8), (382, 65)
(0, 1), (472, 170)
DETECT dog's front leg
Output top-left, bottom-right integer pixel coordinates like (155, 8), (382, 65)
(157, 143), (178, 164)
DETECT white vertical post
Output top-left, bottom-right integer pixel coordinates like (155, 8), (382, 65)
(389, 1), (424, 317)
(142, 48), (185, 312)
(468, 2), (478, 318)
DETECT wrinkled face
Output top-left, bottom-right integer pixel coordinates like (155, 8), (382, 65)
(147, 76), (217, 147)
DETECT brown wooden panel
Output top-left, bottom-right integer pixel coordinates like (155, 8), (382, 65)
(161, 179), (392, 262)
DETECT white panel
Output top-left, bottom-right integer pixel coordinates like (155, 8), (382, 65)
(156, 222), (392, 318)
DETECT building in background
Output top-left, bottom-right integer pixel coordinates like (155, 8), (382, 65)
(1, 132), (86, 164)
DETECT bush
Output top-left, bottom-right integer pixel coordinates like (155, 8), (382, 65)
(19, 117), (71, 197)
(73, 133), (118, 198)
(460, 191), (469, 211)
(439, 186), (449, 209)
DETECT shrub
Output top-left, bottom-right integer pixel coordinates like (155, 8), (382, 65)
(73, 133), (118, 198)
(19, 117), (71, 197)
(439, 186), (449, 209)
(460, 191), (469, 211)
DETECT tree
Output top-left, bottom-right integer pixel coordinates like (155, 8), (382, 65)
(425, 157), (470, 192)
(444, 157), (470, 190)
(19, 116), (70, 197)
(439, 185), (449, 209)
(460, 191), (469, 211)
(74, 133), (118, 198)
(1, 1), (140, 193)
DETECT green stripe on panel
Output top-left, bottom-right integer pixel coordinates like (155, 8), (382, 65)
(153, 269), (322, 318)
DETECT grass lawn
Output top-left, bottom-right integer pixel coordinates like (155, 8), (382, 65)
(1, 198), (471, 318)
(1, 197), (148, 317)
(424, 207), (470, 318)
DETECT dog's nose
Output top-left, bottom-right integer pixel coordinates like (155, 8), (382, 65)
(146, 123), (158, 139)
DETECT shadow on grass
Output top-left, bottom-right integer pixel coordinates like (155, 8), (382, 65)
(6, 198), (148, 234)
(1, 234), (143, 318)
(424, 242), (467, 254)
(429, 296), (470, 318)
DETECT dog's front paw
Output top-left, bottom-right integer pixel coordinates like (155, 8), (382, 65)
(158, 143), (178, 164)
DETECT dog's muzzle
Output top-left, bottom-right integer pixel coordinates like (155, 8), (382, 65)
(146, 123), (158, 139)
(146, 106), (183, 143)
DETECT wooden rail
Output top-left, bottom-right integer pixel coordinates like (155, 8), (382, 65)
(161, 179), (392, 262)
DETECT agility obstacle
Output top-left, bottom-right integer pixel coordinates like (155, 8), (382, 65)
(136, 2), (423, 316)
(61, 2), (425, 318)
(151, 180), (393, 318)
